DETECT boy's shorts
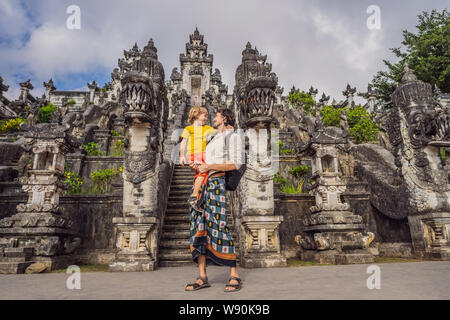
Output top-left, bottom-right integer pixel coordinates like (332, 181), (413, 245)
(190, 152), (209, 181)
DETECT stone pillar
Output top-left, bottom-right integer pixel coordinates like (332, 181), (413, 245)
(308, 86), (318, 102)
(19, 80), (33, 103)
(109, 39), (168, 272)
(342, 83), (356, 108)
(231, 42), (286, 268)
(0, 123), (80, 273)
(296, 129), (374, 264)
(43, 79), (56, 101)
(362, 85), (378, 114)
(88, 81), (98, 103)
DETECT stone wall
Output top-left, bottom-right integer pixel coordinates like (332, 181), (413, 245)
(275, 194), (314, 258)
(275, 189), (413, 260)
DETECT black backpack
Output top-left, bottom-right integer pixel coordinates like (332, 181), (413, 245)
(223, 131), (246, 191)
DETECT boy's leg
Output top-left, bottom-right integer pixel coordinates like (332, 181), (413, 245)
(191, 175), (204, 197)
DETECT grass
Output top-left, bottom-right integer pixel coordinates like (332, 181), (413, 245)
(373, 257), (423, 264)
(48, 264), (110, 273)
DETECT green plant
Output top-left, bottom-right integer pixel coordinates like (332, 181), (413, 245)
(347, 106), (379, 143)
(278, 140), (294, 155)
(109, 138), (124, 156)
(0, 117), (26, 134)
(320, 105), (341, 127)
(89, 168), (119, 194)
(82, 142), (102, 156)
(37, 104), (57, 123)
(110, 129), (121, 137)
(63, 170), (83, 195)
(278, 165), (310, 194)
(288, 165), (310, 179)
(319, 105), (379, 144)
(288, 90), (316, 115)
(68, 99), (76, 105)
(274, 173), (288, 184)
(280, 180), (305, 194)
(368, 9), (450, 109)
(440, 147), (446, 161)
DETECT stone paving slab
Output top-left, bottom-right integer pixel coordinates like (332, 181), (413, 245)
(0, 261), (449, 300)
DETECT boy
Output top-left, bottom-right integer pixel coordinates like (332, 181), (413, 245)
(179, 106), (216, 211)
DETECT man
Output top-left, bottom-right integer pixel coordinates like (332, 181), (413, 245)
(185, 108), (244, 292)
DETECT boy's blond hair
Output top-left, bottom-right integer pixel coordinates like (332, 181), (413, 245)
(188, 106), (208, 124)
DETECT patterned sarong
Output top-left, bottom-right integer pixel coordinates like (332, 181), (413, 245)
(189, 173), (237, 267)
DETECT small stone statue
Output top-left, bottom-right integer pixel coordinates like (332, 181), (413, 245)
(50, 108), (61, 124)
(17, 151), (32, 178)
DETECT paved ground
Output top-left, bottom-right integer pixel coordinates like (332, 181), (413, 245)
(0, 261), (449, 299)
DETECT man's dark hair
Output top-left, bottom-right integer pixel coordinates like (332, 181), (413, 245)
(218, 108), (235, 127)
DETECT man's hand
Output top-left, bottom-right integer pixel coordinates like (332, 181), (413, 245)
(197, 164), (209, 173)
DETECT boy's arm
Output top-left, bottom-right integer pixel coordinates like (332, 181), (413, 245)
(179, 138), (187, 165)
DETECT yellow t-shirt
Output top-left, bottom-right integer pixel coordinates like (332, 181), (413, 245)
(181, 125), (216, 156)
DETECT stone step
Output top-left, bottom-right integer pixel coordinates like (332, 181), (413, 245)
(173, 169), (194, 174)
(164, 214), (190, 222)
(167, 202), (190, 209)
(166, 208), (190, 214)
(0, 262), (32, 274)
(170, 184), (193, 190)
(159, 251), (192, 261)
(160, 239), (191, 249)
(162, 223), (190, 231)
(173, 172), (195, 177)
(171, 179), (194, 184)
(168, 188), (191, 193)
(4, 247), (33, 258)
(168, 196), (189, 203)
(158, 260), (192, 267)
(0, 256), (27, 263)
(161, 230), (190, 239)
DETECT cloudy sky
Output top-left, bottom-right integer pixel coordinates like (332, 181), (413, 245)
(0, 0), (447, 103)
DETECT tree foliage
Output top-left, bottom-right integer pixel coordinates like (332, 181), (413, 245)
(369, 9), (450, 109)
(37, 103), (57, 123)
(320, 105), (379, 143)
(288, 89), (316, 115)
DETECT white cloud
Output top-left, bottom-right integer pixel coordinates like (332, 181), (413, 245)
(312, 11), (383, 72)
(0, 0), (447, 105)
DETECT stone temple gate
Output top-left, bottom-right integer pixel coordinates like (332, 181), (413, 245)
(0, 29), (449, 273)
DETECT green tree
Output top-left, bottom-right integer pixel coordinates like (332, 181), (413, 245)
(320, 105), (341, 127)
(37, 104), (57, 123)
(288, 89), (316, 115)
(320, 105), (379, 143)
(369, 9), (450, 110)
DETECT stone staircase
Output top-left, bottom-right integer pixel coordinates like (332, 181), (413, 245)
(158, 165), (239, 267)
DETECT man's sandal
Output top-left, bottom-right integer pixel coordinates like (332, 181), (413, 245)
(185, 276), (211, 291)
(224, 276), (242, 292)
